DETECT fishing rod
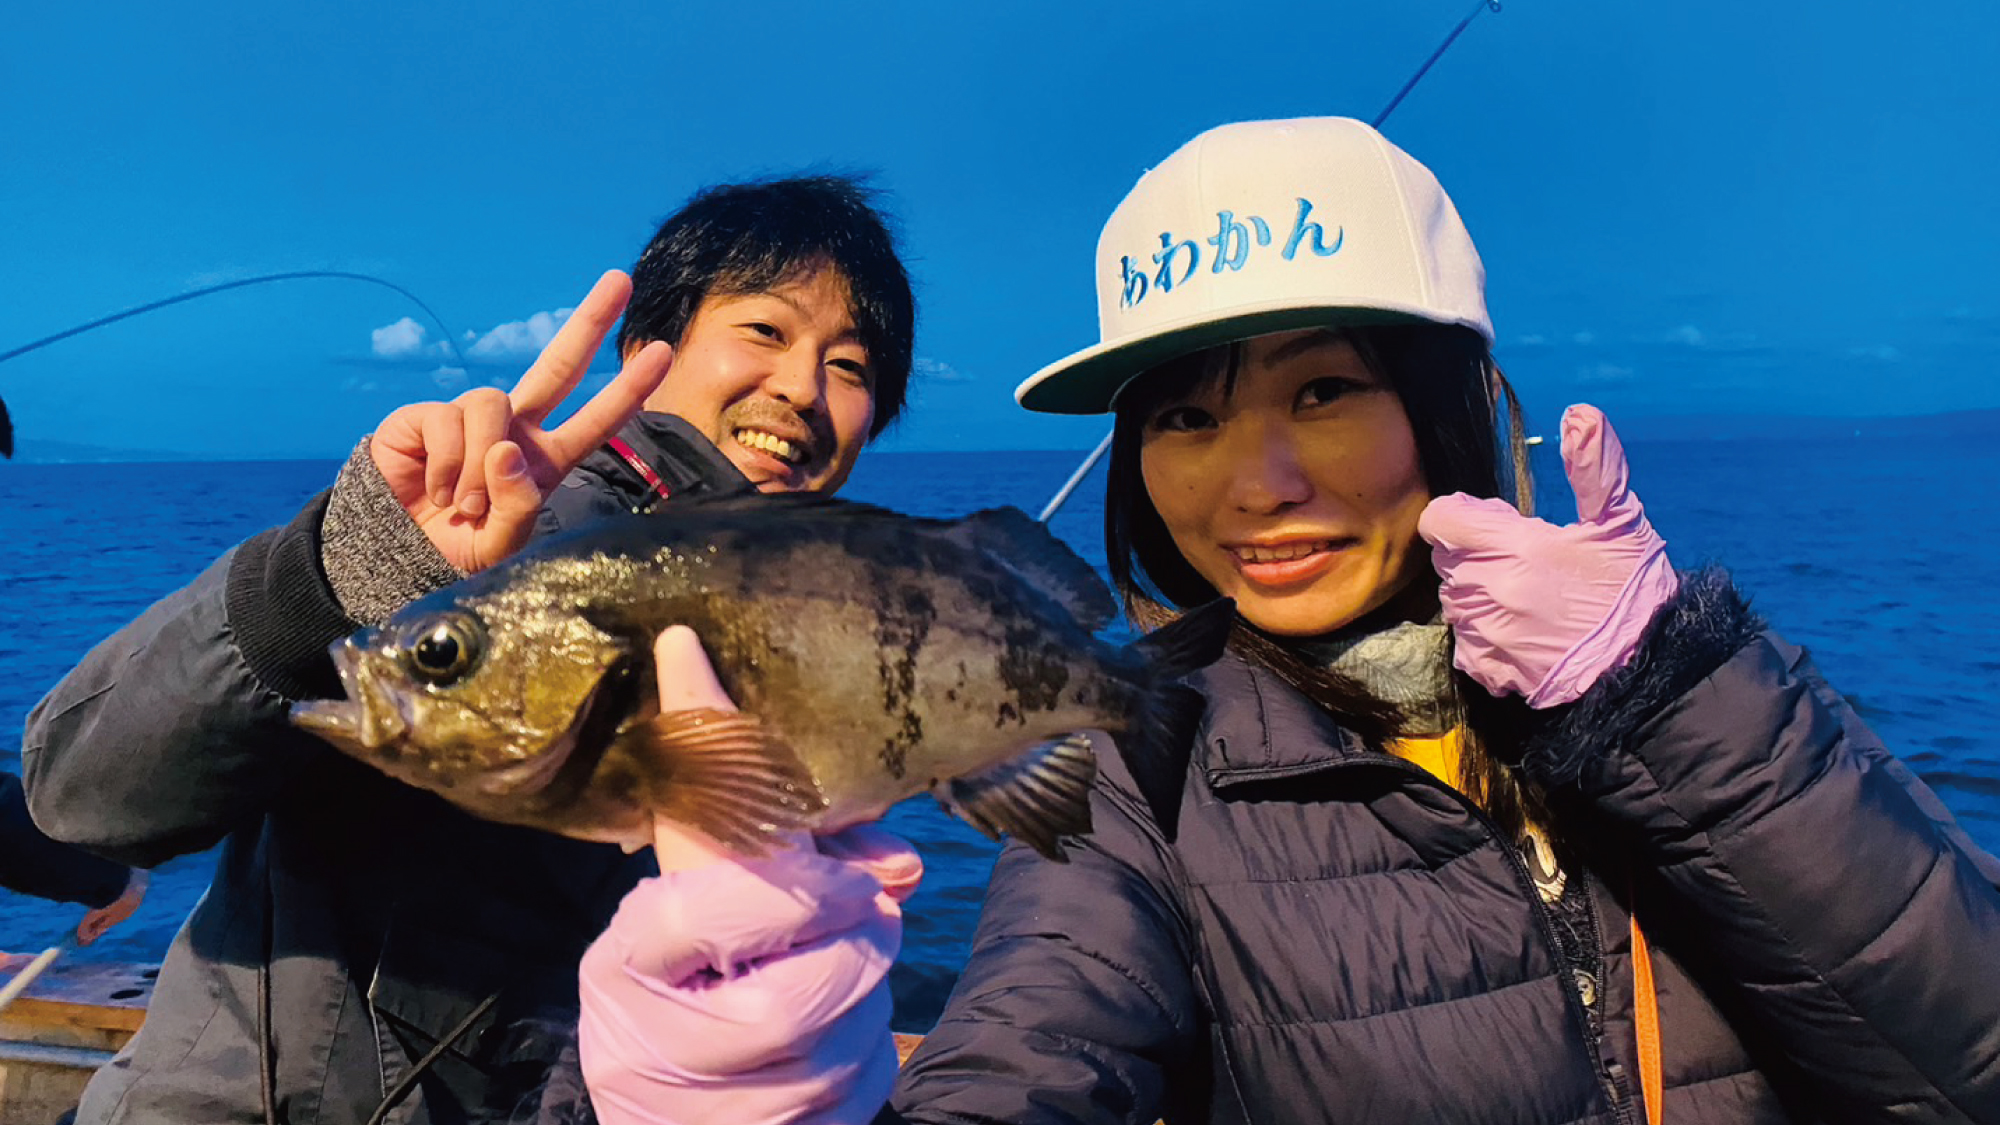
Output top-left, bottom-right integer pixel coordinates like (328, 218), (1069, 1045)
(0, 271), (469, 459)
(1035, 0), (1503, 523)
(0, 932), (80, 1017)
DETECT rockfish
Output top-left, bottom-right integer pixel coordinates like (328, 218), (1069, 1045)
(291, 493), (1232, 860)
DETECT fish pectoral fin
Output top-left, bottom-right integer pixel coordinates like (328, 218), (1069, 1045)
(933, 733), (1095, 863)
(639, 708), (828, 856)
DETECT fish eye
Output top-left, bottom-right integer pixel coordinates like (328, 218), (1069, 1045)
(402, 614), (486, 686)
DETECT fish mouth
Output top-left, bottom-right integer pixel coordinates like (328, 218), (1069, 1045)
(290, 641), (407, 752)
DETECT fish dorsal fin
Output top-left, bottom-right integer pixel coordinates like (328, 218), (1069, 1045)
(932, 733), (1096, 862)
(944, 507), (1117, 633)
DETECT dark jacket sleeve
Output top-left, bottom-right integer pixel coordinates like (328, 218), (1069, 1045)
(21, 491), (357, 868)
(0, 772), (130, 906)
(887, 744), (1204, 1125)
(1523, 568), (2000, 1122)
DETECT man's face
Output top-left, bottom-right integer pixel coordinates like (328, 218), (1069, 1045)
(636, 266), (876, 494)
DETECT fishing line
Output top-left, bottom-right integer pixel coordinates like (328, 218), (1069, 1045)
(0, 271), (469, 370)
(0, 270), (469, 458)
(1035, 0), (1505, 523)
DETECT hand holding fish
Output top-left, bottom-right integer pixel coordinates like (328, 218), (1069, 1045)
(1418, 404), (1679, 707)
(575, 624), (920, 1125)
(370, 270), (674, 573)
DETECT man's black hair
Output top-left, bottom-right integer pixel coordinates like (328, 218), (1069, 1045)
(617, 174), (916, 437)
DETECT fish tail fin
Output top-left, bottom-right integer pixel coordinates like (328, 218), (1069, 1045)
(1115, 597), (1235, 839)
(934, 733), (1095, 863)
(638, 708), (827, 855)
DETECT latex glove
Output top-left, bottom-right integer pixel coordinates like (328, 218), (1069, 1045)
(578, 825), (921, 1125)
(578, 624), (923, 1125)
(1417, 404), (1678, 708)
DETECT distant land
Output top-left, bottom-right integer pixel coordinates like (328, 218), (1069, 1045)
(7, 438), (217, 464)
(5, 407), (1998, 464)
(1606, 406), (2000, 443)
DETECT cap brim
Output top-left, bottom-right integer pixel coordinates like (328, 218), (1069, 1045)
(1015, 300), (1462, 415)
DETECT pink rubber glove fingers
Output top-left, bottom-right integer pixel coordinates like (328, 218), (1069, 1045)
(816, 823), (925, 905)
(579, 826), (921, 1125)
(1417, 404), (1679, 708)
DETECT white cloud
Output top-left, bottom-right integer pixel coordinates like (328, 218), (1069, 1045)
(430, 365), (469, 392)
(1572, 331), (1596, 346)
(368, 306), (580, 369)
(372, 316), (430, 359)
(1514, 333), (1548, 347)
(467, 307), (573, 363)
(914, 357), (972, 383)
(1849, 344), (1901, 362)
(1576, 362), (1635, 384)
(1639, 324), (1765, 351)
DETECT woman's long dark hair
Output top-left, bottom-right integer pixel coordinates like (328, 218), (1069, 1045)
(1104, 322), (1549, 842)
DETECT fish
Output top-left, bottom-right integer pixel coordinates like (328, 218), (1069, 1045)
(290, 492), (1234, 861)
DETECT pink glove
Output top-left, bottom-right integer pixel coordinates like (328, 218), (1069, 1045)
(1417, 404), (1679, 708)
(579, 824), (923, 1125)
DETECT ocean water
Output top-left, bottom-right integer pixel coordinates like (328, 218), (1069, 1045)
(2, 436), (1996, 1031)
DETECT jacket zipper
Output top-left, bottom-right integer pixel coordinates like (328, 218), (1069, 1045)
(1309, 753), (1639, 1125)
(1571, 873), (1640, 1119)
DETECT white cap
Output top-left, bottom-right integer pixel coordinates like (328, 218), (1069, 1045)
(1016, 117), (1493, 415)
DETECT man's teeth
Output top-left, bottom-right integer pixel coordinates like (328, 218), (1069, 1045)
(735, 429), (804, 465)
(1235, 541), (1330, 563)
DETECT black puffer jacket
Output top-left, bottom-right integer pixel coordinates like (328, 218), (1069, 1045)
(22, 414), (746, 1125)
(891, 571), (2000, 1124)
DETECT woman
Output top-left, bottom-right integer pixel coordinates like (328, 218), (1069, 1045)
(565, 117), (2000, 1124)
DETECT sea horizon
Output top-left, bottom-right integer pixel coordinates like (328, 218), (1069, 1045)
(9, 404), (2000, 465)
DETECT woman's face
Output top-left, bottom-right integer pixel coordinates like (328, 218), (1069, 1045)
(1138, 328), (1432, 637)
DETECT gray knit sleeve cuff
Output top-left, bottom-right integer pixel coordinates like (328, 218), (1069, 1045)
(320, 439), (465, 626)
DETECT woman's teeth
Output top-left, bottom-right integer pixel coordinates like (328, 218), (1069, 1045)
(735, 429), (804, 465)
(1234, 541), (1331, 563)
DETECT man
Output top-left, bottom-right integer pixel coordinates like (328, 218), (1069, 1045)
(1, 770), (147, 945)
(20, 174), (916, 1125)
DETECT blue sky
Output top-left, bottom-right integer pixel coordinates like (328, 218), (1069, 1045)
(3, 0), (1997, 459)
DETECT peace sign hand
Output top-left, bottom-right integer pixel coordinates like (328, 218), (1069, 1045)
(371, 271), (672, 573)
